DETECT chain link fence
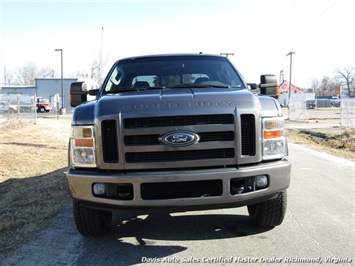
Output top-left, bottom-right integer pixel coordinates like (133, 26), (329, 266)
(0, 93), (37, 128)
(287, 94), (354, 129)
(288, 94), (307, 122)
(341, 97), (355, 128)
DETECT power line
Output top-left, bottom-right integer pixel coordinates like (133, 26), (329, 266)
(295, 1), (337, 36)
(268, 2), (300, 32)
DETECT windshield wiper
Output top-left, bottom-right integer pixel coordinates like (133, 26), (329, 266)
(109, 88), (146, 93)
(146, 86), (166, 90)
(171, 84), (230, 89)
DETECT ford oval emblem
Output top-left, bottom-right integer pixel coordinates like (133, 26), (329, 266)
(160, 132), (200, 146)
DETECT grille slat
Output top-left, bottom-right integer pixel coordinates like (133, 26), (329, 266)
(199, 131), (235, 142)
(241, 114), (256, 156)
(125, 135), (160, 145)
(124, 131), (234, 146)
(125, 148), (235, 163)
(101, 120), (119, 163)
(124, 114), (234, 128)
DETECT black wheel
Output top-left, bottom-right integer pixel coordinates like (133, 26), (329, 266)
(38, 107), (45, 113)
(73, 200), (112, 237)
(247, 191), (287, 227)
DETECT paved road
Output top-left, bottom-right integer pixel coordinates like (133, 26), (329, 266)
(3, 142), (354, 266)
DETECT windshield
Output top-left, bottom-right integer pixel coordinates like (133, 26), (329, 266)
(103, 55), (244, 93)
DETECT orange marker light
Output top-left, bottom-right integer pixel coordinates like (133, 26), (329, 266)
(74, 139), (94, 147)
(264, 130), (282, 139)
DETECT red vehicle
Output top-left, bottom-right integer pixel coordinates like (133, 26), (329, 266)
(36, 97), (52, 113)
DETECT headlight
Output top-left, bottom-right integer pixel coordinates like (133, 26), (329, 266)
(70, 126), (96, 168)
(262, 117), (286, 160)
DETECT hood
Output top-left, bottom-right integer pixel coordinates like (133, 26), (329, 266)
(73, 88), (262, 125)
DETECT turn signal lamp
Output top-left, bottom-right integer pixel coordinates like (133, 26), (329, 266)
(70, 126), (96, 168)
(262, 117), (286, 160)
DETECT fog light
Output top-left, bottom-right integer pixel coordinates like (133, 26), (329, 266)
(93, 183), (106, 195)
(256, 175), (268, 189)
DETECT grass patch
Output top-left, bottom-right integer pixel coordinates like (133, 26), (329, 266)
(0, 117), (71, 259)
(286, 129), (355, 161)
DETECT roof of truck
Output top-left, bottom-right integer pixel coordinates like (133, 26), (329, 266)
(118, 53), (226, 62)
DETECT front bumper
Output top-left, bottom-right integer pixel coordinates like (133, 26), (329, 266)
(66, 158), (291, 213)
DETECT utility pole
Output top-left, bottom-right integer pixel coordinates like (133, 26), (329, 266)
(100, 26), (104, 83)
(3, 66), (6, 85)
(286, 52), (295, 98)
(279, 70), (284, 85)
(286, 51), (295, 118)
(220, 53), (234, 58)
(55, 48), (65, 114)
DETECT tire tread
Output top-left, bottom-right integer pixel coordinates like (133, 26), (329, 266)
(248, 191), (287, 227)
(73, 200), (112, 237)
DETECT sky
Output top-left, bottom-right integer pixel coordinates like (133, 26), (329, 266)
(1, 0), (354, 88)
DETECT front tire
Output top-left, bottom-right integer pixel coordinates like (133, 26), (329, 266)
(73, 200), (112, 237)
(247, 191), (287, 227)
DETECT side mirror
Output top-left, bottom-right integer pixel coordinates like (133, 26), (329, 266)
(88, 89), (99, 96)
(70, 82), (89, 107)
(259, 75), (279, 98)
(247, 83), (258, 90)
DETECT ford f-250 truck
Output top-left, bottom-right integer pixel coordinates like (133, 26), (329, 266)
(67, 54), (291, 237)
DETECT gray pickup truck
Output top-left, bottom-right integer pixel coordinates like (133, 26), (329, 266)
(67, 54), (291, 237)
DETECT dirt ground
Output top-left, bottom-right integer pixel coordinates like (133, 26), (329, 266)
(286, 128), (355, 161)
(0, 111), (354, 260)
(0, 115), (71, 259)
(283, 107), (355, 161)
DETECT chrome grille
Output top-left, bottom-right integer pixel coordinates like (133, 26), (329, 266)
(100, 113), (256, 169)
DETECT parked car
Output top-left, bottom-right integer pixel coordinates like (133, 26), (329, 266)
(331, 99), (340, 107)
(0, 101), (9, 112)
(1, 101), (18, 113)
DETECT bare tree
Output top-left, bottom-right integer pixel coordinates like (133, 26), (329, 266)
(3, 68), (14, 85)
(38, 67), (56, 78)
(89, 56), (103, 84)
(13, 62), (56, 85)
(308, 78), (320, 94)
(69, 71), (87, 79)
(318, 75), (336, 96)
(15, 62), (38, 85)
(69, 54), (104, 84)
(334, 66), (354, 96)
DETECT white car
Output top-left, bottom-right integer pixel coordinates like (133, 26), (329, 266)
(0, 101), (9, 112)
